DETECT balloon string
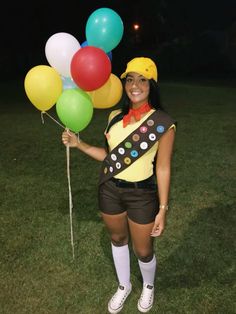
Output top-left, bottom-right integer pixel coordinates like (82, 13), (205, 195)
(41, 112), (75, 259)
(41, 112), (45, 124)
(66, 143), (75, 260)
(40, 112), (75, 258)
(41, 111), (65, 129)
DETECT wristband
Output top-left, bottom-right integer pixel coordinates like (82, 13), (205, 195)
(159, 204), (169, 211)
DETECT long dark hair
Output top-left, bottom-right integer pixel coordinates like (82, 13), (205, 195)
(106, 78), (165, 133)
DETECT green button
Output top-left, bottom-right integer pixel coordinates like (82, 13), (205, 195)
(124, 141), (132, 148)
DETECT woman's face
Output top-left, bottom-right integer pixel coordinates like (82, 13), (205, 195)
(124, 72), (150, 108)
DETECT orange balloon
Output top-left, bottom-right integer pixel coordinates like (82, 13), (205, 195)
(87, 73), (122, 109)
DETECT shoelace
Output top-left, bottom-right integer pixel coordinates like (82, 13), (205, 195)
(140, 285), (154, 303)
(110, 286), (130, 307)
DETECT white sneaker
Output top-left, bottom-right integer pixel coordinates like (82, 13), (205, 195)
(137, 283), (154, 313)
(108, 284), (132, 314)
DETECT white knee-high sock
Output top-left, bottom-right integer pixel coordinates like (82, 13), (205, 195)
(111, 243), (131, 288)
(138, 255), (157, 286)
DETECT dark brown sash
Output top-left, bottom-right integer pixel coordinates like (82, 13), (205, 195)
(99, 110), (176, 185)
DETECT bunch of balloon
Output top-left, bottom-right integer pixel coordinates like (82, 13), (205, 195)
(23, 8), (125, 259)
(24, 7), (125, 130)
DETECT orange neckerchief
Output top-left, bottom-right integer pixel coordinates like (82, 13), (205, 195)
(123, 103), (152, 128)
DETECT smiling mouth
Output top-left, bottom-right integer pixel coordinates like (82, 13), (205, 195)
(130, 91), (141, 96)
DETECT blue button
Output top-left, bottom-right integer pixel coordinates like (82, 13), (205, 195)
(156, 125), (165, 133)
(130, 150), (138, 158)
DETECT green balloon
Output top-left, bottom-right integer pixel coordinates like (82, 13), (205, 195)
(56, 88), (93, 132)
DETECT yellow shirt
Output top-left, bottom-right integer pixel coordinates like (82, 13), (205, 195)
(106, 109), (175, 182)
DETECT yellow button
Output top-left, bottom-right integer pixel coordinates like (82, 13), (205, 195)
(124, 157), (131, 165)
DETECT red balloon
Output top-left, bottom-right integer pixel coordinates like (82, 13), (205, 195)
(70, 46), (111, 91)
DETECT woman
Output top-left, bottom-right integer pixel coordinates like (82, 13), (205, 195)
(62, 57), (176, 313)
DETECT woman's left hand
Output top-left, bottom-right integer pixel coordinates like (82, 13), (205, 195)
(150, 212), (166, 237)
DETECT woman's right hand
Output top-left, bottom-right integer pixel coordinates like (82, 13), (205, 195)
(62, 130), (79, 148)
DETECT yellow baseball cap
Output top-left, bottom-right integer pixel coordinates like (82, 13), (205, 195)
(120, 57), (158, 82)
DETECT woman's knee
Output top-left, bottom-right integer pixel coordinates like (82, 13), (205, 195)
(111, 235), (129, 246)
(138, 253), (154, 263)
(133, 248), (154, 262)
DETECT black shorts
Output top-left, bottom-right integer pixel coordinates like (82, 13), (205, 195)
(98, 177), (159, 224)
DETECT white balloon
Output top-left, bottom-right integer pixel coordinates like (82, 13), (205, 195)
(45, 32), (81, 77)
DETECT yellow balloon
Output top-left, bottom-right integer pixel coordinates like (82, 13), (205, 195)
(24, 65), (63, 111)
(87, 73), (122, 109)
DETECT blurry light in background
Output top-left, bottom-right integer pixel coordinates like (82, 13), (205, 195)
(133, 23), (140, 31)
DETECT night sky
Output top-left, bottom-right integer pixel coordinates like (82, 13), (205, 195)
(1, 0), (236, 80)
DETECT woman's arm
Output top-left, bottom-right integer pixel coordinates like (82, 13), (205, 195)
(62, 130), (107, 161)
(151, 127), (175, 237)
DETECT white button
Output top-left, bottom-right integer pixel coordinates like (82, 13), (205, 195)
(140, 142), (148, 150)
(149, 133), (156, 141)
(116, 162), (121, 169)
(111, 154), (117, 161)
(147, 119), (154, 126)
(118, 147), (125, 155)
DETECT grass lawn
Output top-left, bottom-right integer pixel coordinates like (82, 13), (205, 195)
(0, 79), (235, 313)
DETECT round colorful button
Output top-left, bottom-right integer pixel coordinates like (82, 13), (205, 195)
(118, 147), (125, 155)
(140, 126), (148, 133)
(157, 125), (165, 133)
(147, 119), (154, 126)
(130, 150), (138, 158)
(149, 133), (156, 141)
(140, 142), (148, 150)
(132, 134), (140, 142)
(116, 162), (121, 169)
(111, 153), (117, 161)
(124, 157), (131, 165)
(124, 141), (132, 149)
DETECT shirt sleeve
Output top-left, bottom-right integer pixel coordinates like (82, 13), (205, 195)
(169, 123), (177, 131)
